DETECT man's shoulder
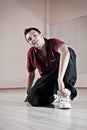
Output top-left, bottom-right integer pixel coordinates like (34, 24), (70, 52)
(47, 38), (62, 43)
(47, 38), (57, 42)
(27, 47), (35, 56)
(48, 38), (64, 47)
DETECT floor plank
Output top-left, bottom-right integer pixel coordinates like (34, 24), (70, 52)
(0, 88), (87, 130)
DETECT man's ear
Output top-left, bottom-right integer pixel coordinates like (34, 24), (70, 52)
(41, 33), (44, 37)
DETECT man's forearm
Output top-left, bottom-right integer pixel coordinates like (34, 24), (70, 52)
(58, 50), (70, 82)
(26, 72), (35, 94)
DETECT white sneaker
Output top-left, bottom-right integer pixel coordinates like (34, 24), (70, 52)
(59, 89), (71, 109)
(53, 94), (59, 103)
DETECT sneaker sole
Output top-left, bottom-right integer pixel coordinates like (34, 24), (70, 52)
(59, 104), (71, 109)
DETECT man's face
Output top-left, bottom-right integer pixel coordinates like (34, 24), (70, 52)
(26, 30), (45, 49)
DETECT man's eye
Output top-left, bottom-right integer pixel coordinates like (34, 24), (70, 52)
(33, 34), (36, 37)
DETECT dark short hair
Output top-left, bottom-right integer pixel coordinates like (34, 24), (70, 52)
(24, 27), (41, 42)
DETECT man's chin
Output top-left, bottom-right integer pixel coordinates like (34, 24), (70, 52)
(37, 47), (41, 50)
(35, 45), (40, 49)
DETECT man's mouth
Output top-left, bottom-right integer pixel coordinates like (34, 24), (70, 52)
(33, 40), (38, 45)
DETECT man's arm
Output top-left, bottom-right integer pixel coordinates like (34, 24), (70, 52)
(58, 44), (70, 96)
(24, 71), (35, 102)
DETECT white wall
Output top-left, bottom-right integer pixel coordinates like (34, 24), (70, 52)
(51, 0), (87, 25)
(51, 0), (87, 87)
(0, 0), (50, 88)
(1, 0), (87, 88)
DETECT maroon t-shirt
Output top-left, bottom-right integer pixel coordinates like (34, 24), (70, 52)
(27, 38), (64, 76)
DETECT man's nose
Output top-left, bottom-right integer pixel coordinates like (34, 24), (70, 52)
(32, 37), (36, 42)
(32, 40), (36, 46)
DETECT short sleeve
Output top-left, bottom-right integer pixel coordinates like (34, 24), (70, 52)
(50, 38), (65, 52)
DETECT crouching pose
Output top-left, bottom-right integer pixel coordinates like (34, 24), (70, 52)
(24, 27), (77, 109)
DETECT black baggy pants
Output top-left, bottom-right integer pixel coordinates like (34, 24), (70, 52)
(27, 47), (77, 106)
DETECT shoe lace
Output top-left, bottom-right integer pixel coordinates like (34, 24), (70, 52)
(60, 96), (70, 102)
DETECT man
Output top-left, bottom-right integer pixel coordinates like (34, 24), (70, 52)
(24, 27), (77, 109)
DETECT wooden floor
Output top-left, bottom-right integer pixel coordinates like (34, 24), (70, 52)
(0, 88), (87, 130)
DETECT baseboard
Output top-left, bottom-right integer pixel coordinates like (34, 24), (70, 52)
(0, 87), (25, 90)
(76, 87), (87, 89)
(0, 87), (87, 90)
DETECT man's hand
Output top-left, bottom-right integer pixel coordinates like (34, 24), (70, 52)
(24, 93), (28, 102)
(58, 80), (68, 97)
